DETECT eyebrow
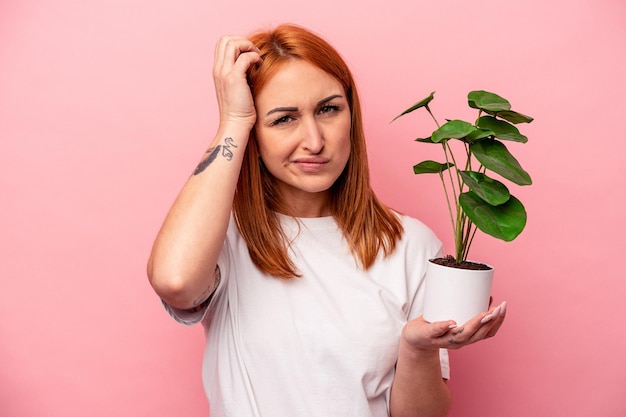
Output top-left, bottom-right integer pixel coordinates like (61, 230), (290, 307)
(265, 94), (344, 116)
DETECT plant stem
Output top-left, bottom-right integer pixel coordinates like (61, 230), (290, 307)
(441, 141), (461, 260)
(454, 109), (485, 262)
(456, 212), (467, 262)
(446, 141), (468, 263)
(463, 223), (478, 261)
(425, 105), (441, 128)
(438, 171), (456, 247)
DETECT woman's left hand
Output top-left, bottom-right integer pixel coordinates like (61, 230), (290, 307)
(402, 301), (507, 352)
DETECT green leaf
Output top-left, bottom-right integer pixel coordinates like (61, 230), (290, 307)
(413, 160), (454, 174)
(415, 136), (435, 143)
(471, 139), (532, 185)
(460, 171), (510, 205)
(485, 109), (534, 124)
(431, 120), (476, 143)
(468, 90), (511, 112)
(391, 92), (435, 122)
(464, 128), (494, 143)
(477, 116), (528, 143)
(459, 192), (527, 241)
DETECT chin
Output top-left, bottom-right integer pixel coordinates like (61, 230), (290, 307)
(281, 179), (336, 196)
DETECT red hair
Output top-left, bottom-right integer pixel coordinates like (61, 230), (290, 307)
(233, 24), (403, 278)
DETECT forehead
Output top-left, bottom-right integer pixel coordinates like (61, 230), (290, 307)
(254, 60), (344, 107)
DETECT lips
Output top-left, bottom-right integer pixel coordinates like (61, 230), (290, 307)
(292, 156), (330, 172)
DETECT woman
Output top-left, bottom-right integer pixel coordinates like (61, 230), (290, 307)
(147, 23), (506, 417)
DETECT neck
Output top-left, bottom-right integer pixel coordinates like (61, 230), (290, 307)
(278, 192), (332, 218)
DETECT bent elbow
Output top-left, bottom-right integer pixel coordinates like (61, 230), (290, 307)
(147, 258), (198, 310)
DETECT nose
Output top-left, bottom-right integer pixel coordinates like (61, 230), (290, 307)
(300, 116), (324, 154)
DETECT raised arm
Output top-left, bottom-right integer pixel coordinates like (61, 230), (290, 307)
(147, 36), (262, 310)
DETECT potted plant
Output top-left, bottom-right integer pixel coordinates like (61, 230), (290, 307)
(392, 90), (533, 324)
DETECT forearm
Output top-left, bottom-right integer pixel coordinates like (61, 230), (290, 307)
(147, 124), (249, 309)
(390, 341), (452, 417)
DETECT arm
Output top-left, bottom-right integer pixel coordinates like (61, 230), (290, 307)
(389, 322), (452, 417)
(390, 301), (507, 417)
(147, 36), (262, 310)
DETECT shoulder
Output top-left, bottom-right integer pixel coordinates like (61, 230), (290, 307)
(395, 211), (439, 240)
(393, 211), (443, 257)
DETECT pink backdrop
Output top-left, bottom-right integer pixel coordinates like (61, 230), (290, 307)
(2, 0), (625, 416)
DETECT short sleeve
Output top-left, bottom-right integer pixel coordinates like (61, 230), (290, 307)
(162, 299), (209, 326)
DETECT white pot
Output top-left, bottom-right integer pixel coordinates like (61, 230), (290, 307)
(422, 259), (494, 326)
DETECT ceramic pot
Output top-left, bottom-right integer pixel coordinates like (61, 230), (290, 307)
(422, 259), (494, 325)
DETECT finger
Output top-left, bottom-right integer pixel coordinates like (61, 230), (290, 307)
(214, 35), (247, 62)
(484, 315), (505, 339)
(430, 320), (458, 338)
(434, 327), (466, 348)
(215, 36), (259, 71)
(483, 303), (507, 338)
(224, 40), (260, 69)
(231, 49), (263, 74)
(480, 301), (506, 325)
(467, 302), (507, 342)
(440, 301), (506, 345)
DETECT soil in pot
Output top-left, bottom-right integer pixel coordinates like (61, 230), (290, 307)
(431, 255), (491, 271)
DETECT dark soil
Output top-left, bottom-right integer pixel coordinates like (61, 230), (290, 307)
(431, 255), (492, 271)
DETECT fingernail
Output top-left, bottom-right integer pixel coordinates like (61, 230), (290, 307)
(448, 323), (458, 329)
(499, 301), (507, 316)
(480, 314), (494, 324)
(481, 306), (500, 324)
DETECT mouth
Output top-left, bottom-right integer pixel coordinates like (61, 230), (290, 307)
(292, 157), (330, 172)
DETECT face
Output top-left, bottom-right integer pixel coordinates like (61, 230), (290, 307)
(253, 60), (351, 215)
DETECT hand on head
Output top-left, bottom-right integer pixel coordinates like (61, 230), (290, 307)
(213, 36), (262, 130)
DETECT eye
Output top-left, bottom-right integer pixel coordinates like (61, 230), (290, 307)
(270, 115), (294, 126)
(319, 104), (340, 115)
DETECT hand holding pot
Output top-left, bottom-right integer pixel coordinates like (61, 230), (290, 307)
(403, 301), (507, 352)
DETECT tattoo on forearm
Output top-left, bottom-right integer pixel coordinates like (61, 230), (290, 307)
(222, 137), (237, 160)
(193, 145), (221, 175)
(192, 137), (238, 176)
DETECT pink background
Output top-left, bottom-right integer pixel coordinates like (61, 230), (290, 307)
(2, 0), (625, 416)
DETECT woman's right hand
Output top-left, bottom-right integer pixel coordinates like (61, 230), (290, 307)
(212, 35), (262, 131)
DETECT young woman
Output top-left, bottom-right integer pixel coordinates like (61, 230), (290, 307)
(147, 23), (506, 417)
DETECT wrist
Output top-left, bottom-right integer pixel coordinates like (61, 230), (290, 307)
(399, 337), (440, 362)
(218, 117), (255, 137)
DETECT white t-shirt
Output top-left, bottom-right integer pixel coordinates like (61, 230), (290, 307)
(165, 213), (449, 417)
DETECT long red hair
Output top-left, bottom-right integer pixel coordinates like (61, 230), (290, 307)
(233, 23), (403, 278)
